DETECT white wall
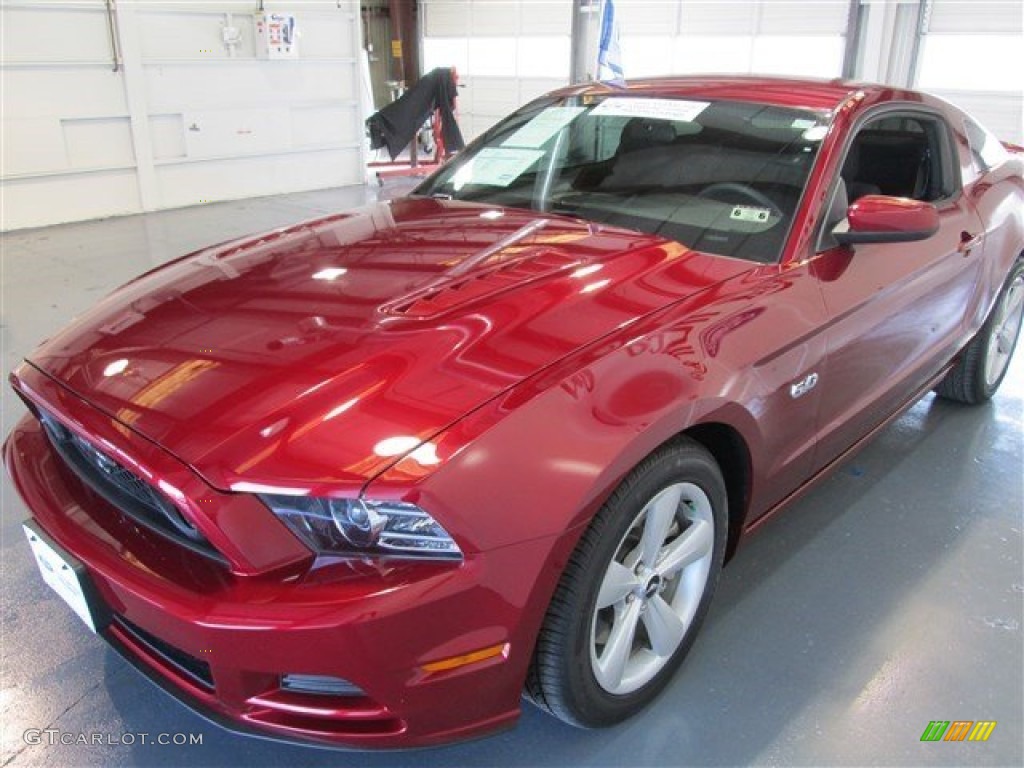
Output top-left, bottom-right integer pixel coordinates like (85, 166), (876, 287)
(421, 0), (573, 141)
(1, 0), (366, 231)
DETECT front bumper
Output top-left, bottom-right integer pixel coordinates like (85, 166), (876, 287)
(4, 390), (570, 748)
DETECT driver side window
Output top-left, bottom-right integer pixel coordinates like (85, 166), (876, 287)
(818, 111), (957, 251)
(842, 114), (956, 204)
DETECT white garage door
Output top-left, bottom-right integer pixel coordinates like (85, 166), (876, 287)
(617, 0), (849, 81)
(421, 0), (573, 141)
(914, 0), (1024, 144)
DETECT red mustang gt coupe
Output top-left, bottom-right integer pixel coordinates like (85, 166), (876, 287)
(6, 77), (1024, 748)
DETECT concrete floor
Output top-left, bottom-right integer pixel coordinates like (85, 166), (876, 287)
(1, 187), (1021, 767)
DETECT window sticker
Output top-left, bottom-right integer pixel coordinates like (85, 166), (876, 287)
(591, 97), (710, 123)
(452, 147), (544, 188)
(729, 205), (772, 224)
(801, 125), (829, 142)
(791, 118), (817, 129)
(502, 107), (586, 148)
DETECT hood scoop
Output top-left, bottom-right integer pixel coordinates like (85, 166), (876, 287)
(385, 248), (578, 319)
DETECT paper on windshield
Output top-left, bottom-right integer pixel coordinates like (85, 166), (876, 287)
(591, 97), (710, 123)
(502, 106), (586, 148)
(455, 147), (544, 187)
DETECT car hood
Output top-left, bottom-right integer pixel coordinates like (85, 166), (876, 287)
(26, 197), (739, 492)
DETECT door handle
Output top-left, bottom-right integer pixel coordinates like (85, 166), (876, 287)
(957, 231), (983, 256)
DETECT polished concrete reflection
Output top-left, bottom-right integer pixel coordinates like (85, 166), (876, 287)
(1, 187), (1021, 767)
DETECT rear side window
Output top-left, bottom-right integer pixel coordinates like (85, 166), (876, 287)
(964, 118), (1009, 172)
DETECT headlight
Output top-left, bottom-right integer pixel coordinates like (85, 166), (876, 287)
(258, 495), (462, 560)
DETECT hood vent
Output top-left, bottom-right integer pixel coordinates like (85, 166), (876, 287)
(385, 250), (577, 319)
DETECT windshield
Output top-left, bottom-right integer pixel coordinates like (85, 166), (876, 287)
(416, 95), (830, 263)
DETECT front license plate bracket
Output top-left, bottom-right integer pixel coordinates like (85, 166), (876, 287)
(23, 520), (110, 633)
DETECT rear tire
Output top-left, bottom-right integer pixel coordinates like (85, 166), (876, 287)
(525, 438), (727, 728)
(936, 258), (1024, 404)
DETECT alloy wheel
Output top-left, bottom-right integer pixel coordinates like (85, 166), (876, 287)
(589, 482), (715, 695)
(985, 271), (1024, 388)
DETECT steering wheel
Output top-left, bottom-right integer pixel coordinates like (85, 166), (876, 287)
(697, 182), (781, 216)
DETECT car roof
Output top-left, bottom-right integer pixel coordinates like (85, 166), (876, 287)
(553, 75), (901, 114)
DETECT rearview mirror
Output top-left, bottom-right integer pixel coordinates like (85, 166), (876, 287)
(833, 195), (940, 245)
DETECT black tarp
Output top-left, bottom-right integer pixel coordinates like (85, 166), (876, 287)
(366, 67), (465, 161)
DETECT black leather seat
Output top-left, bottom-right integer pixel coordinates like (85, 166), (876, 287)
(841, 142), (882, 202)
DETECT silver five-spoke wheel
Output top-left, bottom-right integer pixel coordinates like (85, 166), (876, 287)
(937, 259), (1024, 405)
(526, 439), (726, 728)
(984, 270), (1024, 388)
(591, 483), (714, 695)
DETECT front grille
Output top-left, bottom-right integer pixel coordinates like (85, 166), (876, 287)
(111, 615), (214, 691)
(37, 408), (225, 563)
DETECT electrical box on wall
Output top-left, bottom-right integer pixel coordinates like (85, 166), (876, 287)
(255, 12), (298, 59)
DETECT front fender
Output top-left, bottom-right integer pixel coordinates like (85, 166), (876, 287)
(365, 327), (765, 555)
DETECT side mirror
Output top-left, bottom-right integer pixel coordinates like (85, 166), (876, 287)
(832, 195), (940, 245)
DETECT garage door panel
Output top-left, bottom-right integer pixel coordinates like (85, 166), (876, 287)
(629, 1), (846, 78)
(2, 119), (68, 176)
(144, 62), (356, 112)
(2, 171), (140, 230)
(154, 148), (362, 209)
(424, 0), (472, 36)
(521, 2), (573, 34)
(674, 35), (753, 73)
(150, 114), (186, 161)
(3, 68), (129, 119)
(680, 0), (757, 35)
(298, 13), (357, 58)
(618, 1), (680, 35)
(62, 117), (136, 169)
(471, 1), (521, 36)
(423, 37), (470, 74)
(518, 37), (571, 78)
(752, 35), (844, 78)
(928, 0), (1023, 34)
(622, 36), (677, 77)
(467, 77), (522, 116)
(138, 11), (235, 60)
(467, 37), (519, 76)
(758, 1), (848, 35)
(929, 89), (1024, 145)
(1, 6), (111, 63)
(292, 105), (361, 147)
(917, 34), (1022, 93)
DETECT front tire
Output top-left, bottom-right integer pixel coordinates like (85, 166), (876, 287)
(936, 258), (1024, 405)
(526, 439), (727, 728)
